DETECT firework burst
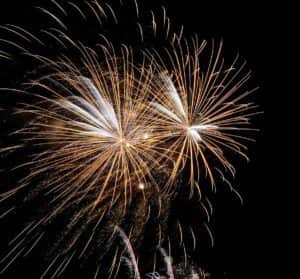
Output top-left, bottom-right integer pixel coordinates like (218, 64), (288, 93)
(144, 38), (258, 193)
(0, 0), (259, 278)
(17, 50), (165, 212)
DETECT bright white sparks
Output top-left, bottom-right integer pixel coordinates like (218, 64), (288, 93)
(63, 77), (120, 142)
(151, 74), (219, 143)
(138, 183), (145, 190)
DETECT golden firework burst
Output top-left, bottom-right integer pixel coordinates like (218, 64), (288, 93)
(145, 38), (258, 193)
(0, 0), (259, 277)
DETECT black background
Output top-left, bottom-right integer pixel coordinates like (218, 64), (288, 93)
(0, 0), (269, 278)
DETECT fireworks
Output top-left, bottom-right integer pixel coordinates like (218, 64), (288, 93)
(15, 50), (165, 213)
(146, 39), (258, 192)
(0, 0), (259, 278)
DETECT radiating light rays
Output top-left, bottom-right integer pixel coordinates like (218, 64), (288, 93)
(13, 50), (167, 215)
(146, 39), (258, 192)
(0, 0), (259, 277)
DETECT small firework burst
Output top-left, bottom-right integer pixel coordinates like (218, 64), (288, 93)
(146, 39), (258, 192)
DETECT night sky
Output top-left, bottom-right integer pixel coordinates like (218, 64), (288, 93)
(0, 0), (268, 278)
